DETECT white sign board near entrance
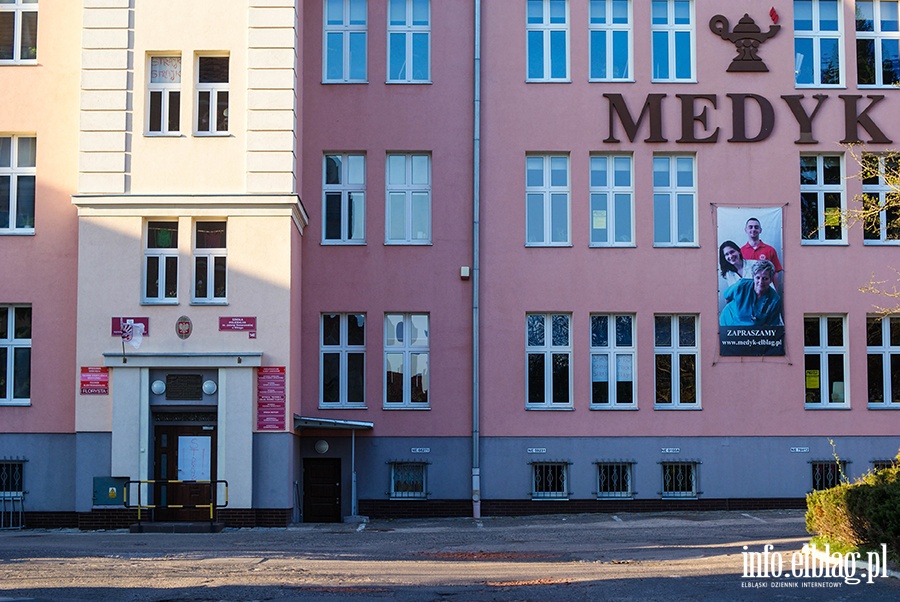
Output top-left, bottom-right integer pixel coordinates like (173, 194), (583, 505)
(178, 436), (211, 481)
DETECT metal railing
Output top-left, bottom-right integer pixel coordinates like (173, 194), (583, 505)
(0, 495), (24, 530)
(124, 479), (228, 525)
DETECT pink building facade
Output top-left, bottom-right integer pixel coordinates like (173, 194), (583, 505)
(4, 0), (900, 527)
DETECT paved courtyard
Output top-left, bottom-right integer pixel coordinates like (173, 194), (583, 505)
(2, 510), (899, 601)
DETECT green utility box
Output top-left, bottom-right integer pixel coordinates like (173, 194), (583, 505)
(92, 476), (129, 506)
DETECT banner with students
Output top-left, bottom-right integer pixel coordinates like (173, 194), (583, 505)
(717, 207), (785, 356)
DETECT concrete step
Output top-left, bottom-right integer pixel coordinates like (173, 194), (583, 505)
(129, 521), (225, 533)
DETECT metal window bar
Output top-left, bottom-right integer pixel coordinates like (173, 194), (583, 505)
(811, 461), (847, 490)
(661, 462), (696, 498)
(391, 463), (426, 499)
(872, 460), (896, 472)
(597, 462), (632, 498)
(0, 460), (25, 530)
(532, 462), (568, 499)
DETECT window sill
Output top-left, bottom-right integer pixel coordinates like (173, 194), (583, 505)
(590, 405), (638, 410)
(319, 404), (368, 410)
(864, 240), (900, 246)
(653, 404), (701, 410)
(321, 240), (367, 246)
(0, 229), (35, 236)
(651, 79), (697, 84)
(597, 495), (634, 500)
(0, 60), (38, 66)
(652, 243), (699, 248)
(142, 300), (179, 306)
(800, 241), (848, 246)
(384, 240), (432, 246)
(589, 78), (635, 84)
(144, 133), (184, 138)
(804, 404), (851, 409)
(385, 80), (432, 85)
(190, 300), (229, 306)
(0, 401), (32, 407)
(525, 79), (572, 84)
(382, 405), (431, 410)
(525, 243), (573, 248)
(322, 80), (369, 85)
(526, 405), (574, 410)
(389, 496), (428, 501)
(590, 243), (636, 248)
(794, 84), (846, 90)
(531, 496), (569, 501)
(193, 132), (233, 138)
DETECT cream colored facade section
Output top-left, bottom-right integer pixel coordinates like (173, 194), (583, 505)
(219, 368), (254, 507)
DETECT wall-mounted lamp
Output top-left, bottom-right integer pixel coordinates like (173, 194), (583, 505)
(314, 440), (329, 454)
(150, 380), (166, 395)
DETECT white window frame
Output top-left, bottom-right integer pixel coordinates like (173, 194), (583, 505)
(590, 154), (634, 246)
(856, 0), (900, 87)
(192, 221), (227, 304)
(589, 0), (632, 81)
(390, 461), (427, 499)
(661, 461), (698, 498)
(654, 314), (699, 408)
(0, 135), (36, 234)
(385, 153), (431, 244)
(147, 56), (182, 136)
(531, 461), (569, 500)
(0, 0), (37, 64)
(320, 313), (366, 408)
(804, 315), (849, 408)
(794, 0), (844, 87)
(143, 220), (179, 304)
(590, 314), (636, 408)
(800, 154), (846, 244)
(386, 0), (431, 83)
(384, 313), (430, 408)
(652, 154), (697, 247)
(866, 315), (900, 407)
(195, 55), (229, 135)
(526, 0), (570, 82)
(650, 0), (695, 82)
(1, 305), (31, 406)
(526, 313), (572, 408)
(324, 0), (368, 83)
(526, 154), (570, 246)
(596, 461), (634, 498)
(861, 154), (900, 244)
(323, 153), (366, 244)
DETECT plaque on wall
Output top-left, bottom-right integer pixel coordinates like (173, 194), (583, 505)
(165, 374), (203, 400)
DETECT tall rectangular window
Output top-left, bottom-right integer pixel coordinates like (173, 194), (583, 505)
(653, 155), (696, 246)
(590, 314), (635, 408)
(1, 305), (31, 405)
(526, 313), (572, 408)
(0, 135), (36, 233)
(387, 0), (430, 82)
(384, 313), (429, 407)
(866, 316), (900, 407)
(147, 56), (181, 135)
(0, 0), (37, 63)
(857, 0), (900, 86)
(144, 221), (178, 303)
(527, 0), (569, 81)
(321, 313), (366, 407)
(589, 0), (631, 81)
(794, 0), (843, 86)
(196, 56), (229, 134)
(861, 154), (900, 243)
(324, 0), (367, 82)
(193, 221), (226, 302)
(526, 155), (570, 246)
(654, 315), (698, 407)
(590, 154), (633, 245)
(804, 315), (848, 407)
(650, 0), (693, 81)
(800, 154), (845, 243)
(323, 154), (366, 243)
(385, 153), (430, 244)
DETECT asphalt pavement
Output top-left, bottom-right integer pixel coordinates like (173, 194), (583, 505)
(1, 509), (899, 601)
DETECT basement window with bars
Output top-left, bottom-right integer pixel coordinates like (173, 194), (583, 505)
(531, 461), (569, 500)
(811, 460), (848, 491)
(661, 461), (698, 499)
(596, 461), (634, 499)
(389, 462), (427, 499)
(872, 459), (897, 472)
(0, 459), (24, 497)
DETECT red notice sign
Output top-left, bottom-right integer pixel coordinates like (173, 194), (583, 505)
(81, 366), (109, 395)
(219, 316), (257, 331)
(257, 366), (286, 430)
(111, 317), (150, 336)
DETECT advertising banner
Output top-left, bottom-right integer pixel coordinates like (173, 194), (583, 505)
(717, 207), (785, 356)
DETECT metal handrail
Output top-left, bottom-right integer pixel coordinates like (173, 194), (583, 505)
(124, 479), (228, 525)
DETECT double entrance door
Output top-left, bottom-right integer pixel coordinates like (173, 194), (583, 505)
(153, 424), (217, 521)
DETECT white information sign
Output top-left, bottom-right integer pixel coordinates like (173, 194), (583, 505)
(178, 436), (211, 481)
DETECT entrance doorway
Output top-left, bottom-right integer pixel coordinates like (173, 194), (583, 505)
(153, 424), (217, 521)
(303, 458), (341, 522)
